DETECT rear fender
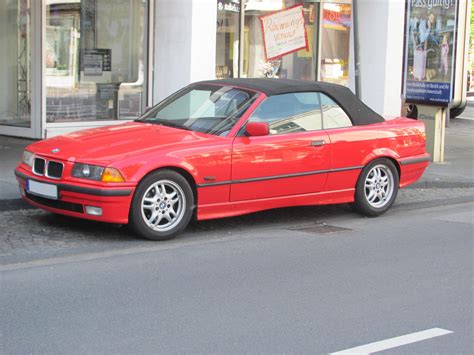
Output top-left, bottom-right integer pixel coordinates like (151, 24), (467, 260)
(361, 149), (401, 169)
(356, 150), (402, 187)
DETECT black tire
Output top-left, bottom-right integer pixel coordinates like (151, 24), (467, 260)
(450, 104), (466, 119)
(129, 169), (194, 240)
(407, 104), (418, 119)
(354, 158), (399, 217)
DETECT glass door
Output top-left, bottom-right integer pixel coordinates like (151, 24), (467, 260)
(0, 0), (40, 138)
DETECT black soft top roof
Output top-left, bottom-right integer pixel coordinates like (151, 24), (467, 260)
(198, 78), (384, 126)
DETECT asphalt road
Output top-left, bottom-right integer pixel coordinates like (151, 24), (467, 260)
(1, 200), (472, 354)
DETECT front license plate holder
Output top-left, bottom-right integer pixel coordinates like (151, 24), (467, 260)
(26, 179), (58, 200)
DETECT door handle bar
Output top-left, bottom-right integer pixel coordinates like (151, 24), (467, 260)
(311, 140), (326, 147)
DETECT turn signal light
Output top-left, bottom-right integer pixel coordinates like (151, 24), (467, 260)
(101, 168), (125, 182)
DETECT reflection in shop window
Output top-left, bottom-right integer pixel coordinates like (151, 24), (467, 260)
(242, 0), (319, 80)
(320, 3), (352, 86)
(45, 0), (147, 123)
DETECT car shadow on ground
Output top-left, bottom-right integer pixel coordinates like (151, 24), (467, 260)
(32, 212), (135, 242)
(189, 204), (352, 232)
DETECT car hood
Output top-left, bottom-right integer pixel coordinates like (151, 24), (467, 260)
(26, 122), (207, 165)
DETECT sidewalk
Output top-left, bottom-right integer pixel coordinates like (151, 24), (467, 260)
(0, 118), (473, 201)
(411, 117), (474, 188)
(0, 136), (36, 200)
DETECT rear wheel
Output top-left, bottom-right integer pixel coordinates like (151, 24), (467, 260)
(354, 158), (399, 217)
(450, 104), (466, 119)
(406, 104), (418, 119)
(129, 170), (194, 240)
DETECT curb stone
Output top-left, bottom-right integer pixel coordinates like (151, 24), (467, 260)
(392, 195), (474, 213)
(408, 181), (474, 189)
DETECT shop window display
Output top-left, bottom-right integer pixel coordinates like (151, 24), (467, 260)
(216, 0), (353, 86)
(320, 2), (351, 86)
(242, 0), (319, 80)
(45, 0), (147, 123)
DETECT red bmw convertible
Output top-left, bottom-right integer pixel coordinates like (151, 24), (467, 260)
(15, 79), (429, 240)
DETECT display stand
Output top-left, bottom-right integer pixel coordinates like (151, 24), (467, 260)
(400, 0), (467, 165)
(418, 105), (448, 163)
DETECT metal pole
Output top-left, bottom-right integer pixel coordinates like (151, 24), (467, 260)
(352, 0), (361, 98)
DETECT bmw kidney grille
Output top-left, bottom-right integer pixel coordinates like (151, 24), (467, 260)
(33, 157), (63, 179)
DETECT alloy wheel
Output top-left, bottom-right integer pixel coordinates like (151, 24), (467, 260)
(141, 179), (186, 232)
(364, 164), (395, 209)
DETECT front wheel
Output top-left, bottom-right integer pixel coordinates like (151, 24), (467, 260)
(129, 170), (194, 240)
(354, 159), (399, 217)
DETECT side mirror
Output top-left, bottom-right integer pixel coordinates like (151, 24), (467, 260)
(246, 122), (269, 137)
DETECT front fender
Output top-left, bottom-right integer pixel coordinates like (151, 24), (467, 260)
(114, 155), (199, 185)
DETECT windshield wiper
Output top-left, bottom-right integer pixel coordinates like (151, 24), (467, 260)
(143, 119), (192, 131)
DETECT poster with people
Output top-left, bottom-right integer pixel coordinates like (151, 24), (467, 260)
(403, 0), (458, 106)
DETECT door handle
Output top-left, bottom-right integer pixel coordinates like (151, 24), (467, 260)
(311, 140), (326, 147)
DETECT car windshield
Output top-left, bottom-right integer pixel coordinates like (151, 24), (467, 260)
(137, 84), (258, 136)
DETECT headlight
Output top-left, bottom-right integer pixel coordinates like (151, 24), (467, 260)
(22, 150), (35, 167)
(72, 163), (125, 182)
(72, 163), (105, 181)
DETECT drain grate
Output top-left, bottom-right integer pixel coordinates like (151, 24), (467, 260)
(289, 223), (352, 235)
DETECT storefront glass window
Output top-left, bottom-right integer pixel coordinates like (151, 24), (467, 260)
(45, 0), (147, 123)
(320, 2), (352, 86)
(241, 0), (319, 80)
(216, 0), (241, 79)
(0, 0), (32, 128)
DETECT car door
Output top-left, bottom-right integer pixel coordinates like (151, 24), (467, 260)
(319, 92), (365, 192)
(230, 92), (331, 202)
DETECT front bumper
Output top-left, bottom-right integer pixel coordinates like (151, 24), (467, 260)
(15, 168), (135, 224)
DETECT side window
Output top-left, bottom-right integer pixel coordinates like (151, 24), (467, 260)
(248, 92), (322, 135)
(320, 93), (353, 129)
